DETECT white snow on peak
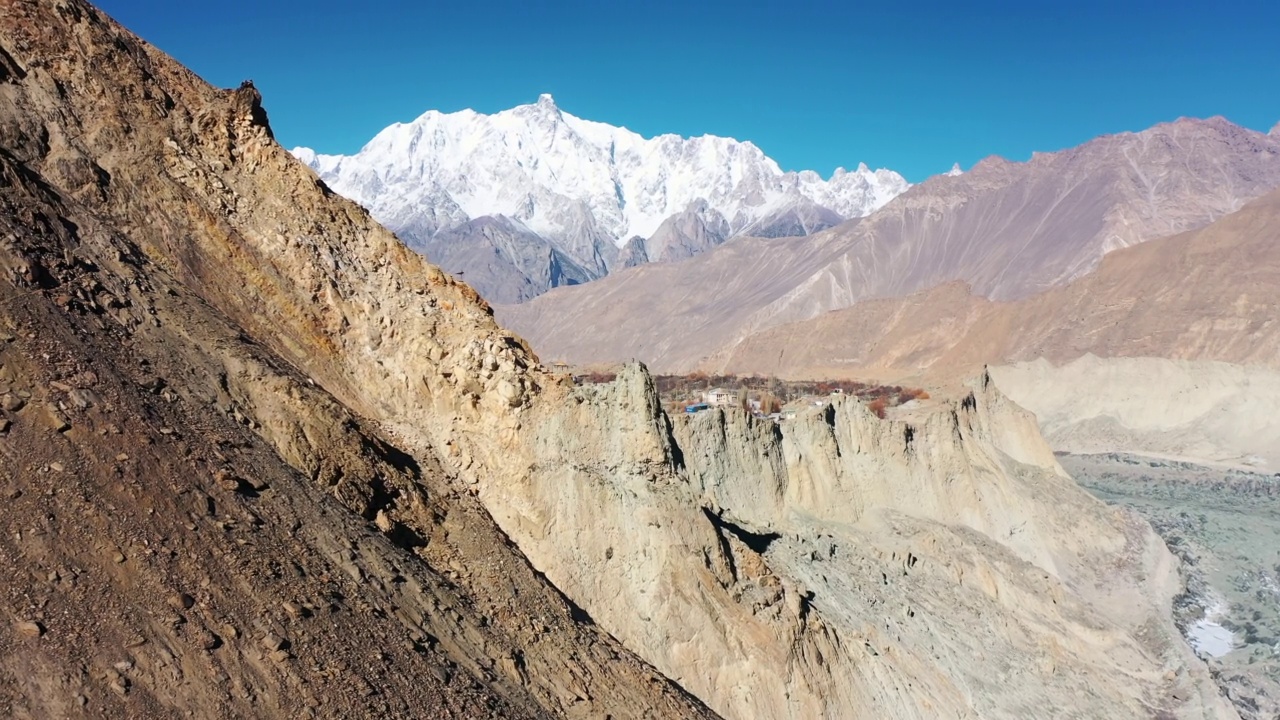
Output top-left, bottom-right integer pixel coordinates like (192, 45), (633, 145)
(293, 96), (910, 249)
(291, 146), (317, 165)
(946, 162), (964, 176)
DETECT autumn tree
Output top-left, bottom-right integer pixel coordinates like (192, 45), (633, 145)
(759, 391), (782, 414)
(867, 397), (888, 419)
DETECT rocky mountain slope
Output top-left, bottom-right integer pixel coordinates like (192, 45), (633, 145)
(499, 117), (1280, 369)
(0, 3), (715, 717)
(0, 1), (1239, 718)
(293, 95), (908, 303)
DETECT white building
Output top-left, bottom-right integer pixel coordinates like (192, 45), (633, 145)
(703, 388), (735, 406)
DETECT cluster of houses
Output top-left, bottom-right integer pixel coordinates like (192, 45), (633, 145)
(684, 387), (801, 421)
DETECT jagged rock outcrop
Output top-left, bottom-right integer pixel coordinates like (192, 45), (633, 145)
(737, 194), (845, 238)
(615, 236), (649, 268)
(644, 200), (730, 263)
(487, 366), (1233, 718)
(0, 1), (1239, 718)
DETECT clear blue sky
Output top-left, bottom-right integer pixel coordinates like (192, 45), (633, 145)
(97, 0), (1280, 181)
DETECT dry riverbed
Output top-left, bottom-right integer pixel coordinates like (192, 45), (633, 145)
(1062, 452), (1280, 719)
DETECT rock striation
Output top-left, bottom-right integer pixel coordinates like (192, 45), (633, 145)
(493, 366), (1234, 718)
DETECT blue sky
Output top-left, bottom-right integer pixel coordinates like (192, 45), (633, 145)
(98, 0), (1280, 181)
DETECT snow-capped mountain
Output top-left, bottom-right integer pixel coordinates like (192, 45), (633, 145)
(293, 94), (909, 303)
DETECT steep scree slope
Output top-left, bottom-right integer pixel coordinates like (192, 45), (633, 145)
(0, 2), (713, 718)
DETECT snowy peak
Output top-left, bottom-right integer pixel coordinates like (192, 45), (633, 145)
(294, 95), (907, 245)
(293, 96), (909, 301)
(291, 146), (318, 166)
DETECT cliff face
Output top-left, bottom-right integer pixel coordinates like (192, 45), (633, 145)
(499, 367), (1233, 718)
(0, 1), (1238, 718)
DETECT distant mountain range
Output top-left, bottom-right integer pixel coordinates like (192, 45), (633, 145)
(499, 116), (1280, 370)
(293, 95), (909, 302)
(710, 187), (1280, 380)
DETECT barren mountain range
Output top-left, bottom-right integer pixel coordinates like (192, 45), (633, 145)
(707, 187), (1280, 380)
(0, 1), (1248, 718)
(294, 96), (908, 303)
(499, 117), (1280, 370)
